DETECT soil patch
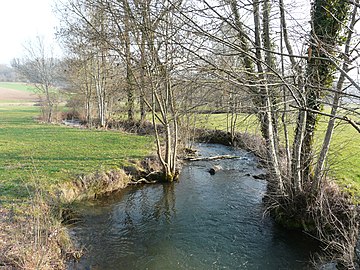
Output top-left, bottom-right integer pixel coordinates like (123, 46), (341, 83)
(0, 87), (38, 101)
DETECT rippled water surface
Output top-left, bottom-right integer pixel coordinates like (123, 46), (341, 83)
(69, 144), (318, 269)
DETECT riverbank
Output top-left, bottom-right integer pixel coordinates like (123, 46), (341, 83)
(68, 143), (319, 269)
(1, 101), (359, 268)
(0, 105), (156, 269)
(193, 128), (360, 268)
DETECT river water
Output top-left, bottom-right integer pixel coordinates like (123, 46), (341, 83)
(69, 144), (319, 269)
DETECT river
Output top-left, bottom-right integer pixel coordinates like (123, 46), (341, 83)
(68, 143), (319, 269)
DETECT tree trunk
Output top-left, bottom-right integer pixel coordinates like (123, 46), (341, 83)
(312, 2), (357, 192)
(302, 0), (350, 181)
(139, 19), (147, 124)
(279, 21), (291, 177)
(253, 0), (284, 194)
(123, 0), (135, 122)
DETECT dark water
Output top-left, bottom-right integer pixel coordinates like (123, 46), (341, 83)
(69, 144), (319, 270)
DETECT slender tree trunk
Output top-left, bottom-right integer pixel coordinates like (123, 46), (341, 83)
(94, 57), (106, 127)
(262, 0), (280, 154)
(279, 0), (306, 191)
(280, 23), (291, 177)
(123, 0), (135, 122)
(44, 84), (53, 123)
(302, 0), (350, 181)
(279, 0), (297, 68)
(84, 63), (92, 127)
(253, 0), (284, 193)
(292, 109), (307, 191)
(139, 20), (147, 124)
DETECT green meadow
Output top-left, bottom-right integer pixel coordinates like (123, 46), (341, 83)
(0, 82), (359, 203)
(0, 106), (154, 203)
(318, 119), (360, 197)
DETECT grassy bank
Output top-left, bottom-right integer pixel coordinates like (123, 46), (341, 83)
(0, 106), (154, 203)
(0, 104), (155, 268)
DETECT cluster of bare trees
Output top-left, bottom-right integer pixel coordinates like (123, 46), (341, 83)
(57, 0), (196, 181)
(175, 0), (360, 195)
(55, 0), (360, 183)
(190, 1), (359, 266)
(0, 64), (18, 82)
(55, 0), (360, 264)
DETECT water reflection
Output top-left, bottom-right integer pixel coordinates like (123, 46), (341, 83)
(153, 183), (176, 222)
(69, 144), (319, 270)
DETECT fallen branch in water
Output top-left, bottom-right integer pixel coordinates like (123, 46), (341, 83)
(129, 178), (158, 185)
(185, 155), (241, 161)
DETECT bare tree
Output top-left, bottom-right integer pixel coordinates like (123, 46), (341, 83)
(12, 36), (60, 122)
(56, 2), (360, 263)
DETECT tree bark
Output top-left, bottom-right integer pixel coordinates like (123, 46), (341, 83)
(123, 0), (135, 122)
(253, 0), (284, 194)
(312, 2), (358, 192)
(302, 0), (351, 181)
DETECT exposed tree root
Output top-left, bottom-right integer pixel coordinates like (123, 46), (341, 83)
(128, 171), (162, 185)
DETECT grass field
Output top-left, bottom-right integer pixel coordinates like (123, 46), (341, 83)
(0, 82), (359, 201)
(0, 82), (37, 93)
(0, 106), (154, 203)
(318, 120), (360, 197)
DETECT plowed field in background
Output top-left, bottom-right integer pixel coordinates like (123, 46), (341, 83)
(0, 87), (37, 101)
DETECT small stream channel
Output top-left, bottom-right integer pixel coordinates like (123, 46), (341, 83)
(68, 144), (319, 269)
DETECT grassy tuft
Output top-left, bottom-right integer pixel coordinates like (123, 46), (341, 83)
(0, 176), (81, 270)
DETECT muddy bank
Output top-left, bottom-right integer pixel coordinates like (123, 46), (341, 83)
(58, 156), (162, 203)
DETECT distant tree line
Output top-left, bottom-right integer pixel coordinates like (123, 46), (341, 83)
(0, 64), (20, 82)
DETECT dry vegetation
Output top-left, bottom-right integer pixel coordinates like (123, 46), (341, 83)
(0, 192), (78, 269)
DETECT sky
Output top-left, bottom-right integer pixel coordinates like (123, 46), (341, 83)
(0, 0), (60, 65)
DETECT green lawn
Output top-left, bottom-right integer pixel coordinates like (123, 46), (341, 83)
(315, 119), (360, 197)
(0, 106), (154, 202)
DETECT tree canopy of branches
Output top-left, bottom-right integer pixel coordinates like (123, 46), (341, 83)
(56, 0), (360, 264)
